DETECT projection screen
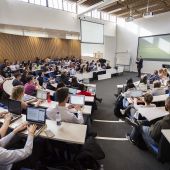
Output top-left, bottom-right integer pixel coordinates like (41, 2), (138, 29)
(80, 20), (104, 44)
(138, 34), (170, 61)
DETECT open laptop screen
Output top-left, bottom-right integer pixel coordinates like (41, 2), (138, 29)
(8, 99), (22, 115)
(27, 107), (46, 124)
(36, 90), (48, 100)
(130, 90), (143, 97)
(70, 95), (85, 105)
(69, 88), (77, 94)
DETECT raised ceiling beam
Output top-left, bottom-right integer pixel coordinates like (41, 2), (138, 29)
(77, 0), (88, 5)
(77, 0), (118, 16)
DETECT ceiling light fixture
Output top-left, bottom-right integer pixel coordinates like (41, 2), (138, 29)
(143, 0), (153, 18)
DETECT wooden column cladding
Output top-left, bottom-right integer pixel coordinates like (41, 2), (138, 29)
(0, 32), (81, 62)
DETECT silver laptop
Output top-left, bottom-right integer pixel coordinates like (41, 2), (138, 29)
(23, 94), (35, 102)
(8, 99), (22, 123)
(36, 89), (48, 100)
(69, 88), (77, 95)
(70, 95), (85, 106)
(130, 90), (143, 98)
(83, 79), (89, 84)
(26, 107), (47, 136)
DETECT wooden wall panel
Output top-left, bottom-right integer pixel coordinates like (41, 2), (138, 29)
(0, 33), (81, 63)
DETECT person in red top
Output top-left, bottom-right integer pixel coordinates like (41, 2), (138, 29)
(77, 84), (92, 96)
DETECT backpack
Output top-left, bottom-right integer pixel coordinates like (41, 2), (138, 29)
(75, 137), (105, 170)
(114, 94), (124, 118)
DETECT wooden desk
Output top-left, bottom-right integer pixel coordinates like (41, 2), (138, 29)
(0, 114), (87, 145)
(138, 107), (169, 121)
(32, 101), (92, 115)
(162, 129), (170, 144)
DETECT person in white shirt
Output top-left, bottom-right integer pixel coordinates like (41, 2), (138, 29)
(151, 80), (165, 96)
(47, 87), (84, 124)
(121, 93), (156, 119)
(0, 122), (37, 170)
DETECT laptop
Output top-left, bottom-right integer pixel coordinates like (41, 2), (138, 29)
(87, 86), (96, 95)
(8, 99), (22, 123)
(130, 90), (143, 98)
(138, 84), (147, 92)
(23, 94), (35, 102)
(26, 107), (47, 136)
(70, 95), (85, 106)
(36, 89), (48, 100)
(69, 88), (77, 95)
(83, 79), (89, 84)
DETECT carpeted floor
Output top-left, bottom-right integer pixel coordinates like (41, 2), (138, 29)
(92, 72), (170, 170)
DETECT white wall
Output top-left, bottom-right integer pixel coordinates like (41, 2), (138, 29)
(116, 12), (170, 73)
(0, 0), (116, 65)
(0, 0), (79, 32)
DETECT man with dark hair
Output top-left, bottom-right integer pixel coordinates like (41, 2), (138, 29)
(47, 87), (84, 124)
(127, 97), (170, 149)
(12, 73), (22, 86)
(136, 56), (143, 77)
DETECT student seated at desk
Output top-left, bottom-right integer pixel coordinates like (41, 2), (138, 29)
(12, 73), (23, 87)
(37, 71), (48, 86)
(0, 123), (37, 170)
(78, 84), (102, 104)
(53, 82), (65, 101)
(139, 74), (148, 85)
(165, 80), (170, 94)
(122, 93), (156, 119)
(127, 97), (170, 150)
(77, 84), (92, 96)
(60, 71), (70, 85)
(11, 85), (31, 110)
(0, 112), (12, 138)
(151, 80), (165, 96)
(125, 78), (135, 92)
(47, 87), (84, 124)
(20, 70), (29, 85)
(24, 75), (40, 96)
(148, 70), (160, 84)
(70, 77), (80, 89)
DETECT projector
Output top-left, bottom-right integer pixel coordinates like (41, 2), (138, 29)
(143, 12), (153, 18)
(125, 16), (134, 22)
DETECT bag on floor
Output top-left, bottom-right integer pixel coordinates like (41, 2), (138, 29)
(75, 137), (105, 170)
(114, 94), (124, 118)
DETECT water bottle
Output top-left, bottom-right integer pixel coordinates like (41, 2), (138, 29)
(56, 111), (61, 126)
(100, 164), (104, 170)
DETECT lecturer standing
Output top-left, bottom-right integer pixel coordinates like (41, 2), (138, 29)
(136, 56), (143, 77)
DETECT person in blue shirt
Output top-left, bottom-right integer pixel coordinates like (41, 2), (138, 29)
(149, 70), (160, 84)
(37, 71), (48, 86)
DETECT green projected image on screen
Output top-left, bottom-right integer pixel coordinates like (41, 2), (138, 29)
(138, 34), (170, 61)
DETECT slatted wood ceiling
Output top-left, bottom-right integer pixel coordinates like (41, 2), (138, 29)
(0, 33), (81, 63)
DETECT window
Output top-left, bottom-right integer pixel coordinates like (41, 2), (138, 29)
(63, 0), (76, 13)
(53, 0), (63, 9)
(20, 0), (29, 2)
(110, 15), (116, 22)
(92, 10), (100, 19)
(101, 12), (110, 21)
(28, 0), (47, 6)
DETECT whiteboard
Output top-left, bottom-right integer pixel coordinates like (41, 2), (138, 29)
(116, 53), (131, 66)
(81, 43), (104, 57)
